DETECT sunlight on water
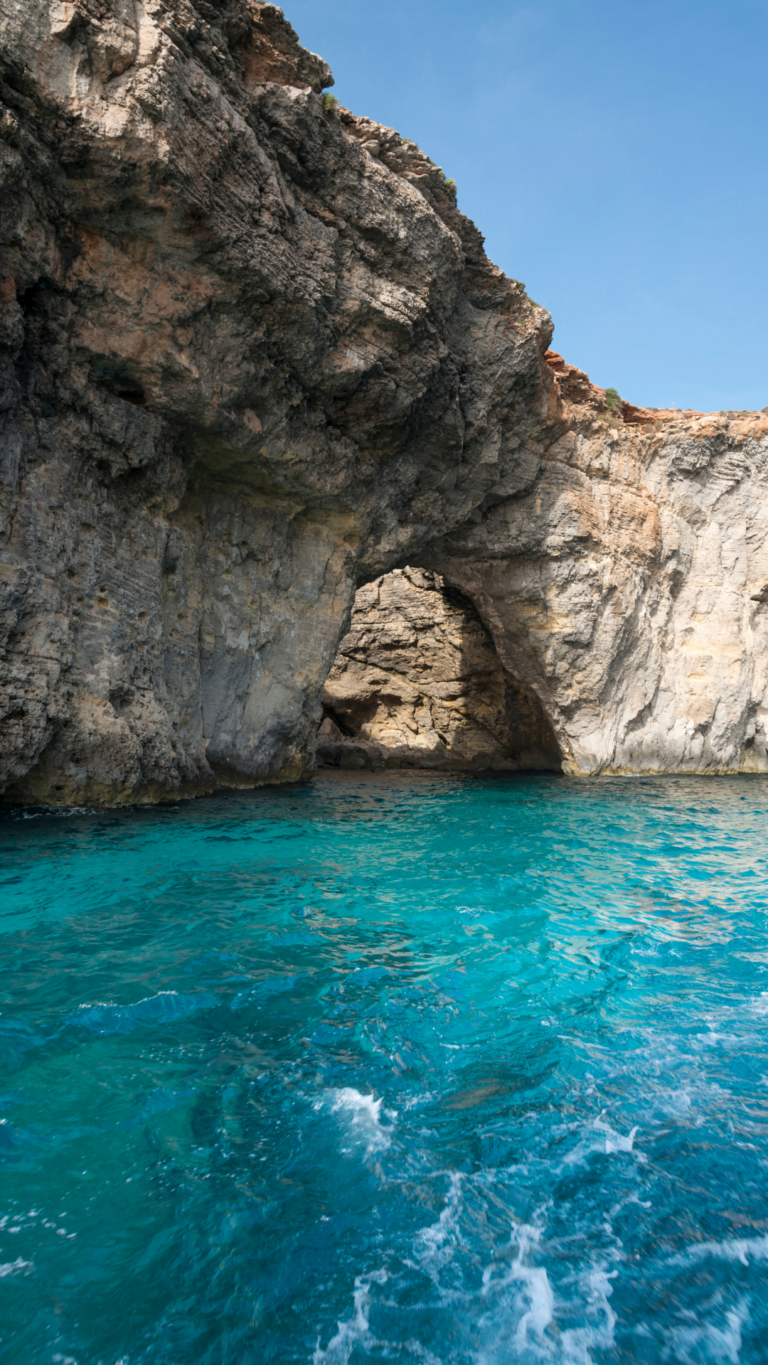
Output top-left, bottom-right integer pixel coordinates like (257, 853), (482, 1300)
(1, 771), (768, 1363)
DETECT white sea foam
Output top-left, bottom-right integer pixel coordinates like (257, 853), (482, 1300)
(657, 1089), (692, 1117)
(482, 1222), (555, 1351)
(313, 1267), (446, 1365)
(0, 1257), (32, 1278)
(592, 1119), (638, 1154)
(415, 1171), (464, 1275)
(313, 1269), (387, 1364)
(402, 1091), (436, 1110)
(313, 1180), (620, 1365)
(319, 1088), (396, 1154)
(562, 1118), (639, 1166)
(18, 806), (93, 820)
(670, 1234), (768, 1267)
(473, 1204), (619, 1365)
(663, 1298), (748, 1365)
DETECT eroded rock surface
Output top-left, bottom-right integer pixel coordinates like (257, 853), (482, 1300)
(420, 360), (768, 775)
(0, 0), (549, 803)
(2, 0), (768, 802)
(318, 566), (561, 771)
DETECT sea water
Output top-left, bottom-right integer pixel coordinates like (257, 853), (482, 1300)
(1, 771), (768, 1364)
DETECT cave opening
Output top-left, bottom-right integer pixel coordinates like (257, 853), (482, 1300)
(317, 567), (562, 773)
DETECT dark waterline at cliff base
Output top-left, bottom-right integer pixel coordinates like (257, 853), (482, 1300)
(2, 773), (768, 1363)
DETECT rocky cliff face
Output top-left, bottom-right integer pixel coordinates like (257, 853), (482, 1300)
(1, 0), (767, 805)
(0, 0), (548, 803)
(422, 356), (768, 774)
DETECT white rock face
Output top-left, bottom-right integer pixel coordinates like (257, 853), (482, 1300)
(424, 409), (768, 773)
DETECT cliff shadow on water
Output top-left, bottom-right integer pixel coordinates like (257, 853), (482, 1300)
(317, 566), (562, 774)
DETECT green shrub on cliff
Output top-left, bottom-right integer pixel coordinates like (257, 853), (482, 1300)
(604, 387), (621, 411)
(323, 93), (338, 113)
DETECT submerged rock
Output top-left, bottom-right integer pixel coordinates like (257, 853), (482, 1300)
(1, 0), (767, 801)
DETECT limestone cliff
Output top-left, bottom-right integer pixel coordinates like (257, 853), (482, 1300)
(422, 355), (768, 774)
(0, 0), (548, 803)
(1, 0), (766, 804)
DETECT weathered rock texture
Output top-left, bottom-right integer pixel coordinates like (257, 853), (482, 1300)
(421, 356), (768, 774)
(318, 566), (561, 771)
(0, 0), (549, 803)
(1, 0), (768, 803)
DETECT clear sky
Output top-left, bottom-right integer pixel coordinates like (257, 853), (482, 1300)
(283, 0), (768, 412)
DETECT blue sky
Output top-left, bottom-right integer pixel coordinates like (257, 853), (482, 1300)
(284, 0), (768, 411)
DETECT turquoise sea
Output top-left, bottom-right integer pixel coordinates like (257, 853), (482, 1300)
(2, 772), (768, 1363)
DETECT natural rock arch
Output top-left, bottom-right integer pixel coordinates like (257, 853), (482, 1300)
(317, 567), (562, 772)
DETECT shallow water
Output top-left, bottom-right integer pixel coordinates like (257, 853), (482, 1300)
(2, 772), (768, 1363)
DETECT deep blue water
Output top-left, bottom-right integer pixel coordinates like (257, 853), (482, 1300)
(2, 772), (768, 1364)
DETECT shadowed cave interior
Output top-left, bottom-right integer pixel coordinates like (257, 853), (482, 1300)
(317, 567), (562, 773)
